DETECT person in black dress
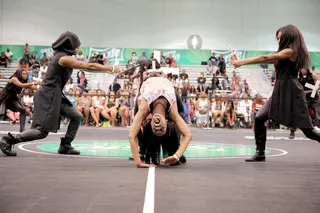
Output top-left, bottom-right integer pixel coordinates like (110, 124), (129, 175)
(0, 31), (120, 156)
(289, 68), (320, 139)
(231, 24), (320, 162)
(0, 69), (40, 132)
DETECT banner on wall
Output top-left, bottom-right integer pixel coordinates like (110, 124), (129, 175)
(1, 44), (320, 67)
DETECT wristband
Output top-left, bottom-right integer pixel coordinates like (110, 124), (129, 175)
(112, 65), (115, 73)
(173, 154), (179, 161)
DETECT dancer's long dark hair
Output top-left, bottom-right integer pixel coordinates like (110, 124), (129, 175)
(276, 24), (310, 69)
(10, 69), (28, 83)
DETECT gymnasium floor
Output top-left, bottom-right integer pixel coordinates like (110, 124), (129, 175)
(0, 124), (319, 213)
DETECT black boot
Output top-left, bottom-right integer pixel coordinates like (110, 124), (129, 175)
(58, 137), (80, 155)
(0, 133), (18, 156)
(289, 129), (295, 139)
(245, 151), (265, 162)
(246, 120), (266, 162)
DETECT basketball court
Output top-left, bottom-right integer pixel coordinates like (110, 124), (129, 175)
(0, 124), (319, 213)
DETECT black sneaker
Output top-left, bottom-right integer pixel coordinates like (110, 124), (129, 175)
(289, 131), (295, 139)
(245, 152), (266, 162)
(0, 134), (17, 156)
(58, 143), (80, 155)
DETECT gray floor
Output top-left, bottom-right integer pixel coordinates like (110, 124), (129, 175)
(0, 124), (319, 213)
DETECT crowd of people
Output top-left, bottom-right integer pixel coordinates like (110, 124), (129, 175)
(0, 48), (266, 131)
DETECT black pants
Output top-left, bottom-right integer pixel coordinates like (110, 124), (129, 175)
(14, 102), (82, 144)
(255, 100), (320, 153)
(6, 100), (26, 132)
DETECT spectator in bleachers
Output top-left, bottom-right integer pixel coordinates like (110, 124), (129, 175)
(77, 71), (88, 90)
(209, 53), (218, 64)
(5, 48), (13, 64)
(7, 110), (20, 124)
(76, 89), (91, 126)
(178, 74), (189, 89)
(160, 52), (166, 67)
(231, 71), (241, 83)
(130, 52), (139, 64)
(211, 98), (225, 128)
(21, 88), (34, 123)
(197, 72), (206, 85)
(241, 83), (254, 98)
(0, 52), (8, 68)
(312, 66), (315, 72)
(64, 88), (76, 125)
(18, 56), (29, 70)
(109, 79), (121, 93)
(118, 90), (130, 127)
(89, 89), (105, 127)
(237, 92), (252, 127)
(207, 60), (219, 75)
(197, 84), (205, 93)
(180, 69), (189, 79)
(29, 52), (40, 69)
(24, 43), (30, 63)
(0, 87), (3, 92)
(40, 63), (48, 79)
(217, 54), (226, 74)
(75, 51), (85, 61)
(211, 74), (220, 90)
(171, 75), (178, 88)
(225, 100), (235, 128)
(165, 53), (175, 67)
(231, 81), (241, 96)
(103, 53), (108, 65)
(101, 91), (119, 127)
(205, 84), (214, 97)
(90, 53), (98, 63)
(97, 52), (104, 65)
(139, 52), (148, 63)
(251, 94), (265, 126)
(40, 52), (50, 66)
(195, 92), (210, 128)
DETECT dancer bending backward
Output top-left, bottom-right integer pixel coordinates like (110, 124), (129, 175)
(0, 31), (120, 156)
(129, 75), (192, 168)
(231, 24), (320, 162)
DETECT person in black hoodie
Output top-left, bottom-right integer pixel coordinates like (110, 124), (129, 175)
(0, 31), (120, 156)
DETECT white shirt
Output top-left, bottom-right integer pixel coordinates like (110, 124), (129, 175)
(23, 95), (34, 105)
(40, 66), (48, 73)
(5, 51), (12, 58)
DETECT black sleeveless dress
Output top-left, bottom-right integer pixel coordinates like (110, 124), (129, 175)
(269, 59), (313, 129)
(31, 51), (73, 132)
(0, 81), (23, 114)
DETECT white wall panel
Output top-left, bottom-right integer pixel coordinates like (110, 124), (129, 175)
(1, 0), (320, 51)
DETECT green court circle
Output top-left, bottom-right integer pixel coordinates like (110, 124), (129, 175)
(36, 140), (270, 158)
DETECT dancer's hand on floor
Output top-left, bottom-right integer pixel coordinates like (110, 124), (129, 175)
(137, 163), (156, 168)
(161, 156), (178, 165)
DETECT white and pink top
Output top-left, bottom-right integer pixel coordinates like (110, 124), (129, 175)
(139, 77), (176, 110)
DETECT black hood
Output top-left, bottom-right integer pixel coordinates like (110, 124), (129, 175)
(52, 31), (81, 55)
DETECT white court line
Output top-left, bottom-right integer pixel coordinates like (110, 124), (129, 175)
(143, 167), (155, 213)
(18, 141), (288, 160)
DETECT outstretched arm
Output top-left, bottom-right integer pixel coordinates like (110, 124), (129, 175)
(231, 48), (294, 68)
(128, 98), (153, 168)
(59, 56), (120, 74)
(10, 77), (40, 89)
(162, 101), (192, 165)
